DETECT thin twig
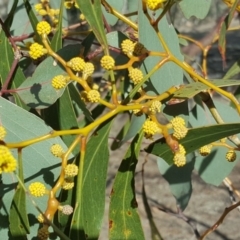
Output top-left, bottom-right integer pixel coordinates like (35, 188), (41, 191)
(199, 200), (240, 240)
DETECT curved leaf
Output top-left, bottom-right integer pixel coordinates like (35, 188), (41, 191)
(109, 132), (144, 240)
(0, 97), (72, 239)
(179, 0), (212, 19)
(16, 44), (83, 109)
(145, 123), (240, 164)
(70, 120), (112, 239)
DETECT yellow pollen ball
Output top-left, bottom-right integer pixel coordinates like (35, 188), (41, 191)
(129, 68), (143, 85)
(149, 100), (162, 114)
(121, 39), (135, 55)
(51, 75), (68, 89)
(62, 179), (74, 190)
(82, 62), (95, 79)
(64, 164), (79, 177)
(50, 144), (64, 157)
(226, 150), (237, 162)
(146, 0), (166, 11)
(142, 119), (160, 139)
(0, 146), (17, 174)
(87, 90), (100, 103)
(67, 57), (85, 71)
(29, 43), (47, 60)
(29, 182), (46, 197)
(100, 55), (115, 70)
(36, 21), (51, 35)
(170, 117), (188, 140)
(199, 144), (212, 156)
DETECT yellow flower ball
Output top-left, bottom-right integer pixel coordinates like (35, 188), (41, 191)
(128, 68), (143, 85)
(51, 75), (68, 90)
(50, 144), (64, 157)
(226, 150), (236, 162)
(146, 0), (166, 11)
(87, 90), (101, 103)
(82, 62), (95, 79)
(173, 144), (186, 167)
(100, 55), (115, 70)
(199, 144), (212, 156)
(64, 164), (79, 177)
(121, 39), (135, 55)
(67, 57), (86, 71)
(62, 179), (74, 190)
(29, 43), (47, 60)
(29, 182), (46, 197)
(142, 118), (161, 139)
(149, 100), (162, 114)
(36, 21), (51, 35)
(0, 145), (17, 174)
(170, 116), (188, 140)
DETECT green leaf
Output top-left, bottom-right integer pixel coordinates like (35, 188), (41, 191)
(76, 0), (109, 54)
(4, 0), (19, 30)
(145, 123), (240, 164)
(109, 132), (145, 240)
(218, 0), (238, 64)
(173, 79), (240, 99)
(70, 120), (113, 239)
(157, 154), (195, 211)
(189, 100), (240, 185)
(142, 164), (163, 240)
(178, 0), (212, 19)
(9, 153), (30, 239)
(41, 84), (79, 154)
(16, 44), (83, 109)
(138, 11), (183, 93)
(51, 0), (64, 51)
(23, 0), (41, 43)
(223, 59), (240, 79)
(0, 97), (72, 239)
(119, 114), (145, 147)
(68, 83), (94, 124)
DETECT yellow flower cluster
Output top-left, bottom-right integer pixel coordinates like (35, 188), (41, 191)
(62, 178), (74, 190)
(128, 68), (143, 85)
(82, 62), (95, 80)
(170, 117), (188, 140)
(173, 144), (186, 167)
(80, 13), (85, 21)
(87, 90), (101, 103)
(29, 43), (47, 60)
(0, 126), (6, 140)
(29, 182), (46, 197)
(121, 39), (135, 56)
(51, 75), (69, 90)
(142, 119), (161, 139)
(35, 2), (60, 25)
(64, 164), (79, 177)
(67, 57), (86, 71)
(50, 144), (64, 157)
(100, 55), (115, 70)
(0, 146), (17, 174)
(146, 0), (166, 11)
(199, 144), (212, 156)
(149, 100), (162, 114)
(36, 21), (51, 35)
(226, 150), (236, 162)
(37, 226), (49, 240)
